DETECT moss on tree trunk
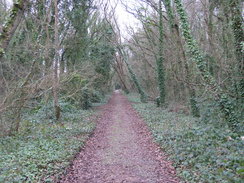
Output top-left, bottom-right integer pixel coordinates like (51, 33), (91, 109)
(156, 0), (166, 107)
(0, 0), (27, 58)
(164, 0), (200, 116)
(174, 0), (237, 127)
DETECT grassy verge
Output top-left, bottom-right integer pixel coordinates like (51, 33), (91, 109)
(0, 101), (98, 182)
(127, 93), (244, 183)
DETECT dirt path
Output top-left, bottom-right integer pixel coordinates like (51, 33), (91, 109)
(59, 92), (179, 183)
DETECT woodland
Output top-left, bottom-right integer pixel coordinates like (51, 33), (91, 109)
(0, 0), (243, 182)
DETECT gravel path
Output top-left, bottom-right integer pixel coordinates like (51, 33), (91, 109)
(59, 92), (180, 183)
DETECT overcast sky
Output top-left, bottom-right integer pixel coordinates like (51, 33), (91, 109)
(110, 0), (140, 29)
(5, 0), (140, 39)
(106, 0), (142, 41)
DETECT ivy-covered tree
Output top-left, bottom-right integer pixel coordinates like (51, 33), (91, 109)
(119, 45), (147, 102)
(125, 59), (148, 103)
(163, 0), (200, 117)
(156, 0), (166, 106)
(91, 21), (115, 93)
(174, 0), (238, 128)
(0, 0), (27, 58)
(229, 0), (244, 98)
(53, 0), (60, 120)
(64, 0), (95, 68)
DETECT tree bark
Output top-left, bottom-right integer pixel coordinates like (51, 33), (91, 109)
(53, 0), (60, 121)
(174, 0), (237, 127)
(156, 0), (166, 106)
(120, 48), (147, 102)
(229, 0), (244, 97)
(0, 0), (28, 58)
(164, 0), (200, 116)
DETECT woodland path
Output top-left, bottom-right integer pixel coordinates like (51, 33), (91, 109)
(59, 91), (180, 183)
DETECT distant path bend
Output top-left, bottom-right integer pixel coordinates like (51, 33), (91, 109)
(59, 91), (180, 183)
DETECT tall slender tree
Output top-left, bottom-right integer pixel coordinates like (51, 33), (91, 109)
(229, 0), (244, 98)
(53, 0), (60, 120)
(156, 0), (166, 106)
(0, 0), (27, 58)
(120, 47), (147, 102)
(163, 0), (200, 117)
(174, 0), (237, 127)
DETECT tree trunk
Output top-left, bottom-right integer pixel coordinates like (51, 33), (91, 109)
(157, 0), (166, 106)
(0, 0), (27, 58)
(53, 0), (60, 121)
(174, 0), (237, 127)
(164, 0), (200, 116)
(43, 1), (52, 77)
(114, 56), (129, 93)
(229, 0), (244, 98)
(121, 48), (147, 102)
(125, 60), (147, 102)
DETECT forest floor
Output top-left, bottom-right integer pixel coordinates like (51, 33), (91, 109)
(59, 91), (180, 183)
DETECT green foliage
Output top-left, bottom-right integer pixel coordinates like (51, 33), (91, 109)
(0, 47), (4, 56)
(174, 0), (213, 84)
(199, 99), (221, 124)
(0, 0), (24, 38)
(127, 62), (147, 103)
(93, 43), (114, 79)
(129, 95), (244, 182)
(88, 21), (115, 93)
(205, 54), (216, 76)
(199, 96), (243, 134)
(163, 0), (175, 29)
(155, 96), (160, 107)
(164, 0), (200, 116)
(189, 90), (200, 117)
(115, 83), (121, 90)
(174, 0), (239, 128)
(60, 73), (105, 110)
(229, 0), (244, 98)
(0, 103), (95, 182)
(80, 88), (92, 110)
(64, 0), (93, 63)
(61, 73), (87, 95)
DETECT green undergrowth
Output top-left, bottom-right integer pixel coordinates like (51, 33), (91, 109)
(127, 93), (244, 183)
(0, 101), (98, 182)
(91, 94), (112, 107)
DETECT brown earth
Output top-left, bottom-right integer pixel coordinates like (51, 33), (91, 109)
(59, 92), (180, 183)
